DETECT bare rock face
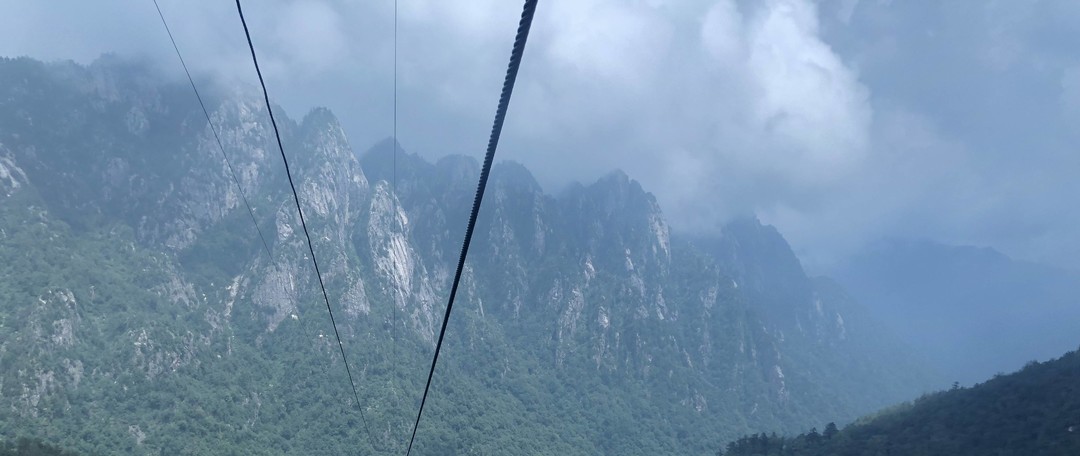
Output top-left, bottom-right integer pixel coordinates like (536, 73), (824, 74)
(0, 149), (28, 198)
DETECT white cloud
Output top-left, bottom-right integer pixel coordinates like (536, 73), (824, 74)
(273, 1), (348, 75)
(702, 0), (743, 63)
(1, 0), (1079, 270)
(545, 0), (674, 89)
(742, 0), (870, 177)
(651, 0), (872, 227)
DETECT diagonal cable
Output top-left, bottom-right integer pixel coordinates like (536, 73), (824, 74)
(233, 0), (373, 441)
(404, 1), (539, 454)
(153, 0), (350, 428)
(152, 0), (275, 263)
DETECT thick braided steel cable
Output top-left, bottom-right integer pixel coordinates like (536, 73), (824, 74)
(403, 1), (539, 454)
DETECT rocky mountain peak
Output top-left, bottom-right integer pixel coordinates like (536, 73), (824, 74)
(559, 169), (671, 273)
(717, 217), (810, 295)
(0, 56), (936, 456)
(490, 160), (542, 194)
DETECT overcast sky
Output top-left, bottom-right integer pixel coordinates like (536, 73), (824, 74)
(2, 0), (1078, 272)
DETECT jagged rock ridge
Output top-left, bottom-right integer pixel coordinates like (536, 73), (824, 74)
(0, 57), (933, 455)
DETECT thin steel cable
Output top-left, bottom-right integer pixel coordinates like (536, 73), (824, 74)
(152, 0), (346, 434)
(152, 0), (274, 263)
(403, 1), (539, 454)
(393, 0), (398, 202)
(390, 0), (402, 445)
(392, 0), (399, 398)
(233, 0), (373, 441)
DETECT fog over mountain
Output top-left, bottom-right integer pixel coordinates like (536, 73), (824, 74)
(1, 0), (1078, 272)
(832, 239), (1080, 385)
(2, 1), (1079, 454)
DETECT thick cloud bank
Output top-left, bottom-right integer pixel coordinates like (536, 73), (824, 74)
(2, 0), (1078, 270)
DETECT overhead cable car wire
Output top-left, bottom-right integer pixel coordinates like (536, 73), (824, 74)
(393, 0), (399, 200)
(392, 0), (399, 402)
(152, 0), (274, 263)
(233, 0), (373, 441)
(403, 1), (539, 454)
(393, 0), (399, 295)
(152, 0), (358, 445)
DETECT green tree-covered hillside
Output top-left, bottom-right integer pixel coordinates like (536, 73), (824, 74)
(722, 348), (1080, 456)
(1, 56), (936, 455)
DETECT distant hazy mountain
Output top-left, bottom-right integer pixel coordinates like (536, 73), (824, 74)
(723, 347), (1080, 456)
(832, 238), (1080, 385)
(0, 56), (933, 455)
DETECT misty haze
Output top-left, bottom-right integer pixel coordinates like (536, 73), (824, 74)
(1, 1), (1079, 455)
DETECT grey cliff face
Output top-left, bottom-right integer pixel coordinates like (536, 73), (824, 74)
(0, 57), (934, 455)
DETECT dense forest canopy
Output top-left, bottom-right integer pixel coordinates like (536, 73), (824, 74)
(722, 349), (1080, 456)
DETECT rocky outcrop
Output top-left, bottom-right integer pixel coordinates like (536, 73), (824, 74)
(0, 56), (934, 455)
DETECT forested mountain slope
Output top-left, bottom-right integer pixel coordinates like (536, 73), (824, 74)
(0, 56), (934, 455)
(722, 348), (1080, 456)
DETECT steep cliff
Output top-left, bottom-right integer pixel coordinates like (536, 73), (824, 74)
(0, 57), (933, 455)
